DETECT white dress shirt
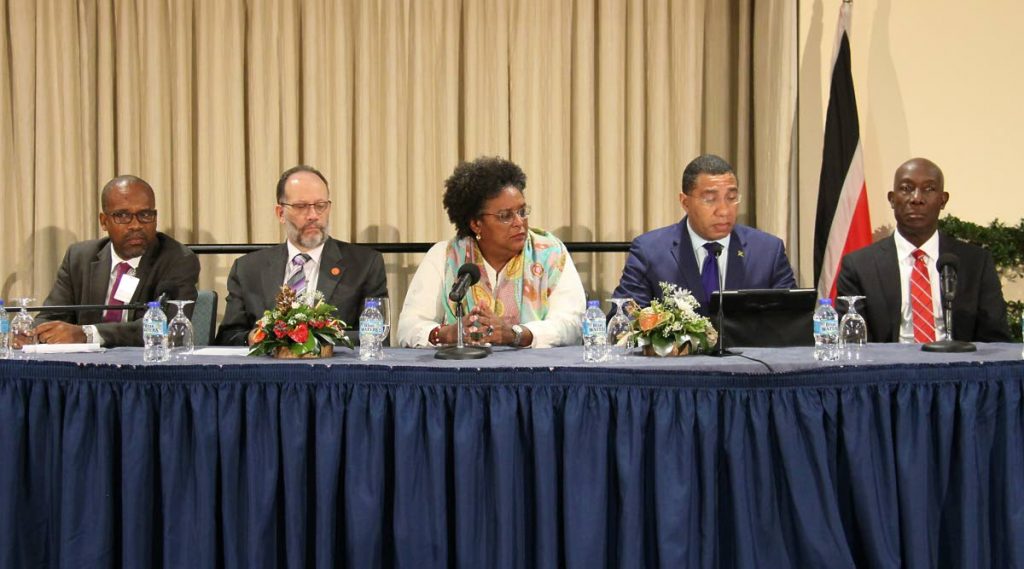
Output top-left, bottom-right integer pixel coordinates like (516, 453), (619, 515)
(82, 249), (143, 345)
(893, 230), (947, 343)
(687, 220), (731, 286)
(284, 241), (325, 294)
(397, 241), (586, 348)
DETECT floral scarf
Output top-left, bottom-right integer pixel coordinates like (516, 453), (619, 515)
(442, 228), (567, 326)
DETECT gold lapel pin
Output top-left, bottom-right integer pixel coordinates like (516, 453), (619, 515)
(330, 267), (341, 276)
(737, 250), (745, 258)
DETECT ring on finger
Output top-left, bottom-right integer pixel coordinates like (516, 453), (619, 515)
(485, 325), (495, 336)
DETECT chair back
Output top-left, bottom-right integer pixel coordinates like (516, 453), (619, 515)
(192, 290), (219, 346)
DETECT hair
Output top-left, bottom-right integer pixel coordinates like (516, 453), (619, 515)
(442, 156), (527, 239)
(681, 154), (736, 194)
(100, 175), (154, 210)
(276, 165), (330, 203)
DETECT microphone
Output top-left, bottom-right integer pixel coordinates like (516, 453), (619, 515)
(936, 253), (959, 310)
(922, 252), (975, 353)
(706, 243), (739, 357)
(448, 263), (481, 303)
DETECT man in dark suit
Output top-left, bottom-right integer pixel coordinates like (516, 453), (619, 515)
(614, 154), (796, 313)
(33, 175), (200, 347)
(837, 157), (1010, 342)
(215, 165), (388, 346)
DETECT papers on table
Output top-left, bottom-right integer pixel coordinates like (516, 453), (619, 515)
(23, 343), (105, 354)
(190, 347), (251, 357)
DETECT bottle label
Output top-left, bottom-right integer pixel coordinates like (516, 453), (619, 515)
(0, 320), (8, 334)
(360, 320), (384, 336)
(813, 321), (822, 335)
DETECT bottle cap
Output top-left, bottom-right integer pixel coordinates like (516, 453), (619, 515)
(365, 300), (379, 309)
(819, 298), (832, 305)
(587, 300), (600, 308)
(147, 301), (161, 308)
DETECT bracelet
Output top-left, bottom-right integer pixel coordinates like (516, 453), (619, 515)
(428, 326), (442, 346)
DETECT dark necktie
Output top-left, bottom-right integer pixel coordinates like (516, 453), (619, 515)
(701, 242), (723, 306)
(103, 262), (133, 323)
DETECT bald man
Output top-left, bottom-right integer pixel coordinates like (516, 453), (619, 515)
(836, 158), (1010, 343)
(33, 175), (200, 347)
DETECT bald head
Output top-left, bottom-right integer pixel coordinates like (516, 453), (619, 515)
(888, 157), (949, 247)
(101, 175), (155, 211)
(893, 158), (944, 191)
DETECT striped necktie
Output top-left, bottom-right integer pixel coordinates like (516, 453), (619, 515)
(910, 249), (936, 343)
(287, 253), (312, 294)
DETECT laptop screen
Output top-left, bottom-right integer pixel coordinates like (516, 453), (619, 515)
(708, 288), (818, 348)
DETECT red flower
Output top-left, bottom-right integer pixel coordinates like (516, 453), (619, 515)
(311, 319), (326, 329)
(252, 328), (267, 343)
(273, 320), (288, 338)
(288, 322), (309, 343)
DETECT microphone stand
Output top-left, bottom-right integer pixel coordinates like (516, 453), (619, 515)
(709, 248), (741, 357)
(435, 301), (490, 360)
(20, 300), (156, 313)
(922, 268), (976, 353)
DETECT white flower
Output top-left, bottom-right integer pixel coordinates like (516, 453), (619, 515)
(291, 301), (301, 309)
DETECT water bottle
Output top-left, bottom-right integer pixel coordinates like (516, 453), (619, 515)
(359, 299), (385, 361)
(582, 300), (608, 362)
(0, 300), (9, 359)
(813, 298), (839, 362)
(142, 301), (169, 363)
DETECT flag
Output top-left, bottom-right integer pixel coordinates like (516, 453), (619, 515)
(814, 2), (872, 300)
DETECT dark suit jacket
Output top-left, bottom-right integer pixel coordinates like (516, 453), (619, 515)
(836, 232), (1011, 342)
(37, 232), (200, 347)
(613, 218), (796, 313)
(215, 238), (388, 345)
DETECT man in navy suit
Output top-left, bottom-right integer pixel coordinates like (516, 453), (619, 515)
(614, 154), (796, 313)
(837, 157), (1010, 342)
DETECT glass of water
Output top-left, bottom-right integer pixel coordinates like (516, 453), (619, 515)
(166, 300), (195, 360)
(605, 298), (635, 360)
(837, 296), (867, 361)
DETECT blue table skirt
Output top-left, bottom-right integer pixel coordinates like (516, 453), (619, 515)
(1, 346), (1023, 568)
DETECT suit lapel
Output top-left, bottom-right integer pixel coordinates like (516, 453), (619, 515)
(87, 242), (113, 308)
(724, 229), (747, 290)
(262, 244), (290, 306)
(317, 239), (344, 301)
(873, 236), (902, 342)
(675, 219), (705, 301)
(129, 239), (160, 319)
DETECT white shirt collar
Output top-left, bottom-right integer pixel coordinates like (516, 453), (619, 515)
(286, 241), (326, 266)
(109, 248), (142, 275)
(893, 229), (940, 264)
(686, 218), (731, 255)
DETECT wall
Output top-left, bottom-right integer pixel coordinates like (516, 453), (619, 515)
(798, 0), (1024, 300)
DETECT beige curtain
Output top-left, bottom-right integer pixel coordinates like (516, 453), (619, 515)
(0, 0), (796, 325)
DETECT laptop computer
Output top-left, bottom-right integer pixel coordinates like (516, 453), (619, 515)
(708, 288), (818, 348)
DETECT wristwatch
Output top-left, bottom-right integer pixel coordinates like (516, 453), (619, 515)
(510, 324), (525, 347)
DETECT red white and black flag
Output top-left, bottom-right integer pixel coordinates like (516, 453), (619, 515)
(814, 2), (872, 299)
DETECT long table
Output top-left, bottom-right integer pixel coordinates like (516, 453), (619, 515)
(2, 344), (1023, 568)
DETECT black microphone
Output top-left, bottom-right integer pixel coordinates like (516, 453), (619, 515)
(706, 242), (739, 357)
(448, 263), (481, 303)
(936, 253), (959, 310)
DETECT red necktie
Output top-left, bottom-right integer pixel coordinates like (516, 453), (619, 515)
(103, 262), (132, 323)
(910, 249), (936, 343)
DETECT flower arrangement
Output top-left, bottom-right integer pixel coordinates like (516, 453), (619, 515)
(248, 286), (353, 358)
(627, 282), (718, 356)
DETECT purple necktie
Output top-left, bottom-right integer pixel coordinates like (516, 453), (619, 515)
(700, 242), (723, 306)
(103, 262), (133, 323)
(287, 253), (311, 293)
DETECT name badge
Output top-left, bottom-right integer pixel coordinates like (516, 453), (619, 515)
(114, 274), (140, 303)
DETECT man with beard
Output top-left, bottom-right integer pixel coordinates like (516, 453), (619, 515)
(837, 157), (1011, 342)
(31, 175), (200, 347)
(215, 165), (388, 345)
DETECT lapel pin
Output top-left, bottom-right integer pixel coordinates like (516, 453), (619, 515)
(331, 267), (341, 277)
(737, 250), (745, 258)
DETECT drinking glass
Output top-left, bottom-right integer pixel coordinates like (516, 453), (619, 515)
(606, 298), (635, 360)
(167, 300), (195, 360)
(837, 295), (867, 361)
(366, 297), (390, 345)
(11, 298), (37, 358)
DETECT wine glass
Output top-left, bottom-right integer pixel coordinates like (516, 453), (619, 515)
(606, 298), (635, 360)
(837, 295), (867, 361)
(366, 297), (390, 345)
(166, 300), (195, 360)
(11, 297), (37, 358)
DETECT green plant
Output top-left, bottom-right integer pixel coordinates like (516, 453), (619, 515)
(939, 215), (1024, 341)
(248, 286), (353, 356)
(627, 282), (718, 355)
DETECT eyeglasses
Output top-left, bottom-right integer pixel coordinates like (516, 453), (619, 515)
(279, 200), (332, 214)
(480, 205), (531, 224)
(694, 193), (741, 208)
(105, 209), (158, 224)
